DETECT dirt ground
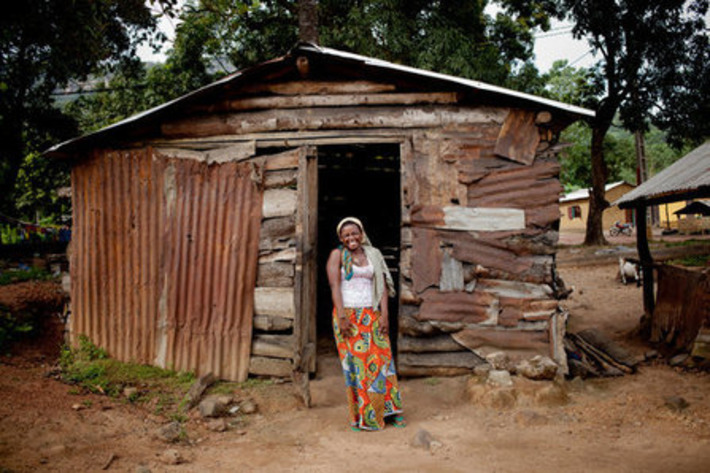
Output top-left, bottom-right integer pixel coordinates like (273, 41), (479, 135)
(1, 242), (710, 472)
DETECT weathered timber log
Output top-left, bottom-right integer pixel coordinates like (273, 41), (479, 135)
(261, 216), (296, 238)
(400, 311), (439, 337)
(577, 328), (638, 371)
(264, 169), (298, 189)
(452, 328), (549, 352)
(258, 248), (296, 263)
(194, 92), (459, 112)
(535, 111), (553, 124)
(412, 205), (525, 232)
(160, 106), (507, 138)
(399, 351), (485, 369)
(398, 334), (464, 353)
(252, 334), (295, 359)
(262, 189), (297, 218)
(411, 228), (441, 293)
(253, 314), (294, 332)
(206, 142), (257, 163)
(418, 289), (498, 324)
(253, 287), (295, 318)
(466, 161), (561, 207)
(495, 109), (540, 165)
(256, 262), (295, 287)
(263, 150), (300, 171)
(258, 236), (296, 253)
(240, 80), (397, 95)
(249, 356), (292, 377)
(566, 334), (626, 377)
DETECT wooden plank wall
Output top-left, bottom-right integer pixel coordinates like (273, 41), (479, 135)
(119, 78), (571, 378)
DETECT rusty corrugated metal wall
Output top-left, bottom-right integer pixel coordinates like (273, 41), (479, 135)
(70, 148), (262, 381)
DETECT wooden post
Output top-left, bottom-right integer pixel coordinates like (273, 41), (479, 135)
(636, 204), (655, 335)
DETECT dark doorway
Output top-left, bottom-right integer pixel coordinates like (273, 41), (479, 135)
(315, 144), (401, 362)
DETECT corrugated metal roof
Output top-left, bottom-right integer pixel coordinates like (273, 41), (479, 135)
(560, 181), (631, 203)
(46, 43), (594, 156)
(615, 141), (710, 208)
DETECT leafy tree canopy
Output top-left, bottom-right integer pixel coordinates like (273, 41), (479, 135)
(0, 0), (176, 219)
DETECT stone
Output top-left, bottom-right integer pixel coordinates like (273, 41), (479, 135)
(473, 364), (491, 377)
(160, 449), (184, 465)
(156, 421), (183, 443)
(516, 356), (558, 381)
(135, 466), (152, 473)
(123, 387), (139, 399)
(487, 370), (513, 387)
(644, 350), (659, 361)
(665, 396), (689, 412)
(199, 397), (228, 418)
(183, 373), (217, 411)
(206, 418), (228, 432)
(535, 384), (570, 407)
(485, 352), (511, 371)
(240, 399), (258, 415)
(669, 353), (689, 367)
(411, 429), (434, 450)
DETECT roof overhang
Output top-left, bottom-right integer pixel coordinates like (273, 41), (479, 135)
(45, 43), (595, 158)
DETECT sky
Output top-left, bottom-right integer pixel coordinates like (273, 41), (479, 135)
(135, 5), (597, 73)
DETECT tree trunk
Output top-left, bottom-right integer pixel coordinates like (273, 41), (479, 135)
(298, 0), (319, 44)
(583, 124), (610, 246)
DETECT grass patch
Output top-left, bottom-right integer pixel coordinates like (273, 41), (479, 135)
(662, 239), (710, 248)
(0, 310), (34, 353)
(667, 254), (710, 267)
(59, 335), (195, 417)
(0, 267), (55, 286)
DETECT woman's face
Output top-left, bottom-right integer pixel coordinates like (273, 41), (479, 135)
(339, 223), (363, 251)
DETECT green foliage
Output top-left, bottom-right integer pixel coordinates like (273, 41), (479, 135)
(0, 310), (34, 354)
(59, 335), (195, 414)
(558, 121), (687, 193)
(0, 0), (173, 217)
(0, 267), (55, 286)
(667, 254), (710, 267)
(12, 152), (71, 222)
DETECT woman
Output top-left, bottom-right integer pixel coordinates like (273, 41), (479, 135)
(326, 217), (405, 431)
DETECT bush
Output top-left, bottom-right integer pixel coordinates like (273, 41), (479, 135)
(0, 309), (34, 354)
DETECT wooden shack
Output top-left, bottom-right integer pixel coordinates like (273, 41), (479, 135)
(47, 44), (593, 384)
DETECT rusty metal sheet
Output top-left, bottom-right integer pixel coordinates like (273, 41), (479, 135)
(494, 109), (540, 165)
(417, 289), (497, 323)
(652, 265), (710, 352)
(411, 227), (442, 293)
(69, 148), (262, 381)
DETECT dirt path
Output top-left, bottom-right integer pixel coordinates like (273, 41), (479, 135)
(2, 261), (710, 472)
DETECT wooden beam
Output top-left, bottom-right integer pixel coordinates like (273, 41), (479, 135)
(161, 106), (507, 138)
(252, 334), (295, 358)
(193, 92), (459, 112)
(636, 204), (655, 323)
(253, 287), (295, 318)
(249, 356), (292, 377)
(240, 80), (397, 95)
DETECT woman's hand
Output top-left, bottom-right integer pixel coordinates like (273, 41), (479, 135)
(378, 313), (389, 337)
(337, 311), (351, 336)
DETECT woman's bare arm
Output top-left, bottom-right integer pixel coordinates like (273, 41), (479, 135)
(326, 248), (350, 334)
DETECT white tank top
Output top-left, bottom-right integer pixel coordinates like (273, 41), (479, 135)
(341, 262), (374, 308)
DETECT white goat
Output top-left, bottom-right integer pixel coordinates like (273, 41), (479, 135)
(619, 257), (642, 286)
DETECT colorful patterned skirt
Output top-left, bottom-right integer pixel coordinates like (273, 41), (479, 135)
(332, 306), (403, 430)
